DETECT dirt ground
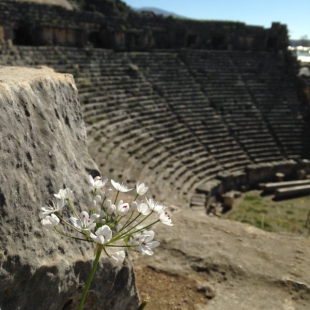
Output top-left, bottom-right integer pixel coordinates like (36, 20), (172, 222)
(134, 265), (210, 310)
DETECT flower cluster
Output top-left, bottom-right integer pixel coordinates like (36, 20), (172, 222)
(40, 175), (173, 267)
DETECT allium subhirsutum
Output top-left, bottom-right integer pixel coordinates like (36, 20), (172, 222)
(41, 176), (173, 310)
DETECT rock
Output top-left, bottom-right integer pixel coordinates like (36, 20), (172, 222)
(132, 208), (310, 310)
(0, 66), (139, 310)
(275, 172), (285, 181)
(222, 192), (235, 209)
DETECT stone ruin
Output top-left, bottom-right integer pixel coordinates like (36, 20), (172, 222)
(0, 0), (310, 309)
(0, 45), (308, 207)
(0, 66), (139, 309)
(0, 0), (288, 51)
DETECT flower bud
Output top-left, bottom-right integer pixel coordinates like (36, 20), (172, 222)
(131, 201), (138, 211)
(107, 204), (116, 215)
(88, 200), (96, 211)
(117, 200), (130, 216)
(100, 210), (106, 217)
(104, 199), (112, 208)
(136, 182), (148, 196)
(105, 189), (113, 198)
(94, 195), (102, 203)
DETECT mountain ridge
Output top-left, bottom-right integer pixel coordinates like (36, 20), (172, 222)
(133, 6), (186, 18)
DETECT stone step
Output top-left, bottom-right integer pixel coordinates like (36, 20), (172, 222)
(275, 185), (310, 200)
(263, 180), (310, 194)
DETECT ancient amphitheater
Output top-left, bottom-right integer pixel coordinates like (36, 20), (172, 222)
(1, 1), (310, 309)
(0, 0), (309, 207)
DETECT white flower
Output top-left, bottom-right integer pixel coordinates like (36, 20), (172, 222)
(137, 202), (151, 215)
(145, 198), (166, 213)
(90, 225), (112, 245)
(54, 188), (73, 200)
(70, 211), (99, 231)
(136, 230), (160, 255)
(89, 175), (108, 190)
(136, 182), (148, 196)
(111, 180), (133, 192)
(41, 214), (60, 229)
(116, 200), (130, 216)
(110, 250), (126, 266)
(159, 210), (173, 226)
(41, 198), (66, 216)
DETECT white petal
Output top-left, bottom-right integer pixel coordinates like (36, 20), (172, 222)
(111, 179), (119, 190)
(143, 248), (154, 255)
(147, 241), (160, 249)
(141, 231), (155, 242)
(110, 250), (126, 266)
(69, 216), (80, 228)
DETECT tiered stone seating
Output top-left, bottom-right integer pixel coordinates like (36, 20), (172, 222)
(180, 50), (285, 163)
(130, 52), (251, 172)
(24, 47), (221, 203)
(228, 51), (303, 159)
(0, 45), (305, 206)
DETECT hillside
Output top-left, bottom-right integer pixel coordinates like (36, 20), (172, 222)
(134, 6), (185, 18)
(5, 0), (74, 9)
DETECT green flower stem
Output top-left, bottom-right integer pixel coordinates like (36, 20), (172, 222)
(114, 219), (160, 243)
(108, 217), (159, 245)
(133, 194), (139, 201)
(114, 213), (141, 237)
(112, 215), (121, 227)
(67, 199), (80, 220)
(92, 189), (97, 199)
(113, 191), (120, 205)
(103, 246), (110, 257)
(118, 211), (154, 237)
(134, 220), (160, 234)
(78, 247), (102, 310)
(106, 244), (137, 248)
(101, 197), (107, 210)
(55, 213), (85, 236)
(54, 227), (91, 242)
(117, 212), (135, 234)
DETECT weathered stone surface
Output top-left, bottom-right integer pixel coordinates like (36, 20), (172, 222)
(0, 66), (139, 310)
(132, 207), (310, 310)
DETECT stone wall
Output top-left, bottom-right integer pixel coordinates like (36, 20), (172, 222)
(0, 0), (289, 51)
(0, 66), (139, 310)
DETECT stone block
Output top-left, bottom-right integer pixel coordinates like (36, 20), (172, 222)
(0, 66), (139, 310)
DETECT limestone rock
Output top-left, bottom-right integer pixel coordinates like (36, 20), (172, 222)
(132, 208), (310, 310)
(0, 66), (139, 310)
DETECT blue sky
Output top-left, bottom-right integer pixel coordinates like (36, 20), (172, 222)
(123, 0), (309, 40)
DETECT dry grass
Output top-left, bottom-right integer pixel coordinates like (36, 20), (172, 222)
(222, 190), (310, 236)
